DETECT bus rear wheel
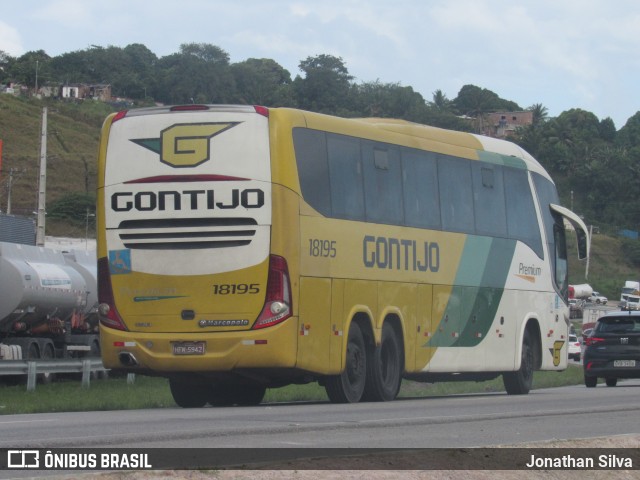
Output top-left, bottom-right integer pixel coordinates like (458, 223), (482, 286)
(325, 322), (367, 403)
(363, 323), (402, 402)
(169, 378), (208, 408)
(503, 329), (534, 395)
(208, 382), (266, 406)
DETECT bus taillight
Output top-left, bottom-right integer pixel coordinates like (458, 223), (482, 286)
(254, 105), (269, 117)
(253, 255), (292, 329)
(111, 110), (128, 123)
(97, 257), (128, 331)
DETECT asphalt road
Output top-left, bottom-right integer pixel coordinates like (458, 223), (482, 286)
(1, 380), (639, 450)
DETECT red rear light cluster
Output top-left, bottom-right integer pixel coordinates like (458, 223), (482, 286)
(111, 110), (128, 123)
(254, 105), (269, 117)
(253, 255), (292, 329)
(585, 336), (604, 347)
(97, 257), (128, 331)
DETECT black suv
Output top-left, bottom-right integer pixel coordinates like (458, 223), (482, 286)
(583, 311), (640, 387)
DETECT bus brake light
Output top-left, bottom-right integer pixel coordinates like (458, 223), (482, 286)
(254, 105), (269, 117)
(97, 257), (128, 331)
(253, 255), (292, 329)
(111, 110), (128, 123)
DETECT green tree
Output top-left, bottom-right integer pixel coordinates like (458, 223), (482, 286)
(180, 43), (229, 64)
(354, 80), (426, 119)
(532, 109), (602, 173)
(616, 112), (640, 148)
(429, 89), (453, 112)
(0, 50), (14, 83)
(453, 84), (520, 115)
(598, 117), (616, 142)
(156, 43), (235, 103)
(529, 103), (548, 126)
(8, 50), (51, 89)
(156, 43), (236, 104)
(231, 58), (294, 106)
(119, 44), (158, 100)
(453, 84), (520, 133)
(294, 54), (354, 114)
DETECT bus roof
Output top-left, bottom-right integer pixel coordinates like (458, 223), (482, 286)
(109, 105), (551, 181)
(293, 110), (551, 181)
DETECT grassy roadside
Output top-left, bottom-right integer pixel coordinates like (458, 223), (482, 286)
(0, 365), (585, 415)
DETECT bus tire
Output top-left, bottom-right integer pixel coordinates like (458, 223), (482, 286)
(363, 322), (402, 402)
(325, 322), (367, 403)
(503, 329), (534, 395)
(209, 382), (266, 406)
(169, 378), (208, 408)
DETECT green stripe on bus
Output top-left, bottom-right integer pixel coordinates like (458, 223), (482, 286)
(426, 236), (516, 348)
(477, 150), (527, 169)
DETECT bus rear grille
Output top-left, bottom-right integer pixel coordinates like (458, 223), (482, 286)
(116, 218), (258, 250)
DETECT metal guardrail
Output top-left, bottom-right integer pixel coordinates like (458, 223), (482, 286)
(0, 358), (108, 391)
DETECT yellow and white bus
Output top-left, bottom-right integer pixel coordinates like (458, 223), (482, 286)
(97, 105), (589, 407)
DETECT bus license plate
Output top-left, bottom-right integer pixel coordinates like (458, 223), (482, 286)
(172, 342), (206, 355)
(614, 360), (635, 367)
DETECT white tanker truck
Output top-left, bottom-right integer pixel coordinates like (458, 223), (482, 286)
(0, 241), (99, 363)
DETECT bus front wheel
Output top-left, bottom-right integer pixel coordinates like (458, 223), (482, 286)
(503, 329), (534, 395)
(325, 322), (367, 403)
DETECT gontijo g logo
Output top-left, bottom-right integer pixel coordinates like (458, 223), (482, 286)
(131, 122), (240, 168)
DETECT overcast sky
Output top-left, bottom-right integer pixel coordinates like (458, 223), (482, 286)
(2, 0), (639, 128)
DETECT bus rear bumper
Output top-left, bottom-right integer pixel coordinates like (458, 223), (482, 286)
(99, 318), (299, 373)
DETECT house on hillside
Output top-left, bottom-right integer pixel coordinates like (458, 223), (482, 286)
(61, 83), (86, 99)
(61, 83), (111, 101)
(2, 82), (24, 95)
(487, 111), (533, 138)
(89, 84), (111, 101)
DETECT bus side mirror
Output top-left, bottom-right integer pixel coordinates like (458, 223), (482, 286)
(576, 228), (588, 260)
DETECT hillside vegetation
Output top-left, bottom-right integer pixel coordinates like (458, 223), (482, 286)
(0, 94), (636, 299)
(0, 95), (112, 235)
(568, 232), (637, 300)
(4, 45), (640, 231)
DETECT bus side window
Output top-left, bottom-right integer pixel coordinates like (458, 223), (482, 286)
(362, 142), (403, 224)
(327, 134), (365, 221)
(438, 156), (474, 233)
(504, 168), (543, 258)
(293, 128), (331, 216)
(401, 149), (441, 230)
(472, 163), (507, 237)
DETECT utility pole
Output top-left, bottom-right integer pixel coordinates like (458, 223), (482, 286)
(35, 107), (47, 246)
(585, 224), (593, 280)
(6, 168), (13, 214)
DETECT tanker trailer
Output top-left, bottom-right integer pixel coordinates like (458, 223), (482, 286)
(569, 283), (593, 300)
(62, 249), (99, 329)
(0, 241), (100, 363)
